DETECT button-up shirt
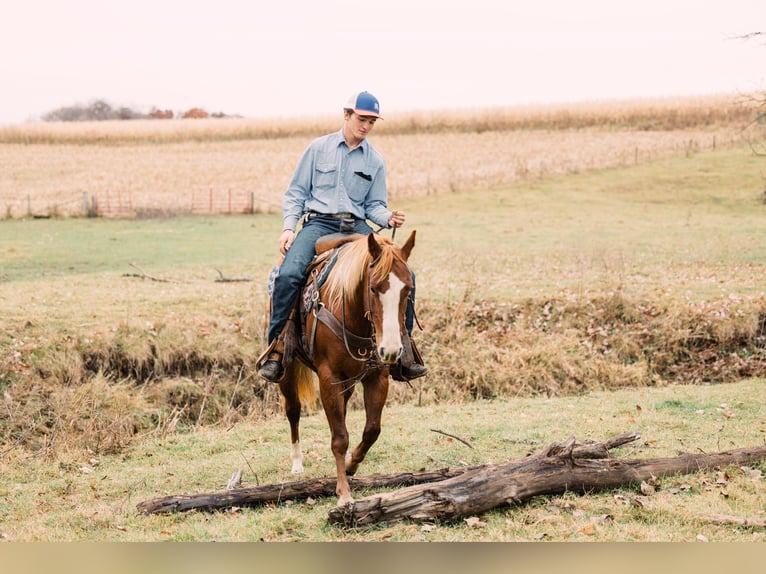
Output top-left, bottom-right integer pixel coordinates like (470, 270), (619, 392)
(282, 129), (391, 232)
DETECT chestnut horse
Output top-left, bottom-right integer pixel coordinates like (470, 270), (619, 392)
(278, 230), (416, 506)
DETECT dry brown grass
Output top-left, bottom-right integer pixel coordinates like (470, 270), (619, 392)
(3, 289), (764, 459)
(0, 94), (759, 218)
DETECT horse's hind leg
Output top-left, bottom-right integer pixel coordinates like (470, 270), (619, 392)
(279, 370), (304, 474)
(346, 373), (389, 476)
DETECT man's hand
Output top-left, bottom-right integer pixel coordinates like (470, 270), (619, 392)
(388, 210), (406, 228)
(279, 229), (295, 255)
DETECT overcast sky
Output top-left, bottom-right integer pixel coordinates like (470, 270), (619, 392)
(1, 0), (763, 124)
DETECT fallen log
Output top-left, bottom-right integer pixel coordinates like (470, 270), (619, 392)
(136, 432), (636, 514)
(700, 514), (766, 529)
(214, 268), (253, 282)
(136, 467), (477, 514)
(327, 437), (766, 527)
(123, 262), (177, 283)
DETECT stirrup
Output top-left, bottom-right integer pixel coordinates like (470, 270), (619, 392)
(256, 338), (285, 382)
(390, 361), (428, 382)
(259, 351), (284, 382)
(256, 338), (283, 369)
(390, 333), (427, 382)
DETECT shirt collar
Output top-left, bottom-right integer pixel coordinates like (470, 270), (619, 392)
(336, 128), (368, 155)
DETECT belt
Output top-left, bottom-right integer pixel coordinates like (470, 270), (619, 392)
(305, 211), (355, 221)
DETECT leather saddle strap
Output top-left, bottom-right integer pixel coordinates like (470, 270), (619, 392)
(314, 305), (375, 351)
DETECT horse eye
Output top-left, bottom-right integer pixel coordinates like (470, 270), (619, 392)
(370, 286), (377, 295)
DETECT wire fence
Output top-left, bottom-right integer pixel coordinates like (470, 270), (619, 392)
(2, 189), (280, 219)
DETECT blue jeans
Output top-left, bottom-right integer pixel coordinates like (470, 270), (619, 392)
(267, 217), (416, 343)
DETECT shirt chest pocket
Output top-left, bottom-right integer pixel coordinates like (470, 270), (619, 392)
(347, 172), (372, 200)
(314, 163), (337, 191)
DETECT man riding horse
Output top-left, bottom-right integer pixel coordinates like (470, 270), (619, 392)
(257, 91), (427, 383)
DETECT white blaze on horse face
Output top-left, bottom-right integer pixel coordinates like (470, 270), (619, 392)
(377, 271), (405, 363)
(290, 441), (304, 474)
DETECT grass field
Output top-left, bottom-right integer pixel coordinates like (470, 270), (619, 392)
(1, 98), (766, 541)
(0, 380), (763, 541)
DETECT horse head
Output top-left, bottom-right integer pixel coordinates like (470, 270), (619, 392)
(366, 230), (416, 364)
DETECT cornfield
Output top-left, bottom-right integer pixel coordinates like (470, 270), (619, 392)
(0, 93), (761, 218)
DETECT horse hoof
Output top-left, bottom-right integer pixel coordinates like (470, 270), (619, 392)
(291, 463), (304, 474)
(337, 495), (354, 507)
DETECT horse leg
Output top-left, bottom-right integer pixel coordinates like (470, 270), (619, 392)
(319, 375), (354, 505)
(279, 370), (304, 474)
(346, 372), (389, 476)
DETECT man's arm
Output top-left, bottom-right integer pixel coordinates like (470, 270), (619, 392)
(364, 162), (393, 227)
(282, 146), (314, 232)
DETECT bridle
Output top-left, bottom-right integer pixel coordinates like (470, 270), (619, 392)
(309, 244), (410, 365)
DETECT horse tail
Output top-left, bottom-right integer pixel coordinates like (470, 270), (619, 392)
(294, 360), (317, 410)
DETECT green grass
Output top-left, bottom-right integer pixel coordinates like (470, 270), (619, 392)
(0, 215), (277, 282)
(406, 146), (766, 301)
(0, 379), (763, 541)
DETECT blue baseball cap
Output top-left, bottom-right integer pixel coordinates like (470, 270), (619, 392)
(344, 91), (383, 119)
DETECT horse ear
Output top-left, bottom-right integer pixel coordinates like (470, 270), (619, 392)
(367, 232), (382, 260)
(400, 230), (416, 260)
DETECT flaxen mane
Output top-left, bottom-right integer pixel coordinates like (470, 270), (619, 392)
(323, 234), (396, 311)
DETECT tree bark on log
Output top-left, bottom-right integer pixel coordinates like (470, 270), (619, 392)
(700, 514), (766, 529)
(327, 436), (766, 527)
(136, 467), (476, 514)
(136, 432), (638, 514)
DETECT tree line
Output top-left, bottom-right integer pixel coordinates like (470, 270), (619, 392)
(42, 99), (235, 121)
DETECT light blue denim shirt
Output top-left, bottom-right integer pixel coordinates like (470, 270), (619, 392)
(282, 129), (392, 231)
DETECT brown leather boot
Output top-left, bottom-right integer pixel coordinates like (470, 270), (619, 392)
(390, 332), (428, 382)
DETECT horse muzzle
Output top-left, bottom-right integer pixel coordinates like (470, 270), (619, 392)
(377, 345), (402, 365)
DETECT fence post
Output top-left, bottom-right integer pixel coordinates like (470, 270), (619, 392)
(250, 192), (255, 214)
(27, 194), (31, 217)
(83, 192), (88, 217)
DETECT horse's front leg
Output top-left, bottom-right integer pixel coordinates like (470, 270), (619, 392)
(319, 371), (355, 506)
(332, 429), (353, 506)
(346, 370), (389, 476)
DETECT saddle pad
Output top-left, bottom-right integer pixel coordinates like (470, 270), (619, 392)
(301, 247), (343, 313)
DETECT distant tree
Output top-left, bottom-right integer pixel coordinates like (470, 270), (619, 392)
(43, 100), (230, 121)
(43, 99), (121, 121)
(182, 107), (209, 119)
(43, 104), (89, 122)
(116, 106), (141, 120)
(148, 108), (174, 119)
(88, 100), (114, 120)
